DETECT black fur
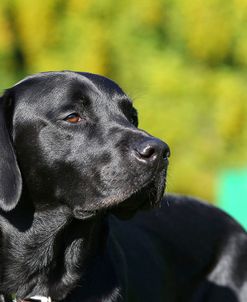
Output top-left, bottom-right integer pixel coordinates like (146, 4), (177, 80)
(0, 71), (246, 302)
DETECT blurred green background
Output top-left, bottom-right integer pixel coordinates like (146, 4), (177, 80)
(0, 0), (247, 223)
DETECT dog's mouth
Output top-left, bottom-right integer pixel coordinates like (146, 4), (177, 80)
(110, 180), (161, 220)
(74, 167), (167, 220)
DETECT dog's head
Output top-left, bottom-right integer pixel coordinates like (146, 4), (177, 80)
(0, 71), (169, 219)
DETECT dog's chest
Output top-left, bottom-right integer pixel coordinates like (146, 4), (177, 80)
(0, 227), (85, 301)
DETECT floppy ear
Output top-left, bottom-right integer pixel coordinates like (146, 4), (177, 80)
(0, 93), (22, 211)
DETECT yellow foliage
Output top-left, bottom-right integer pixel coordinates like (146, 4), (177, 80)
(0, 8), (13, 50)
(177, 0), (234, 63)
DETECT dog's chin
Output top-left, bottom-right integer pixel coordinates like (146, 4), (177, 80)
(110, 177), (166, 220)
(72, 184), (160, 221)
(73, 182), (165, 221)
(73, 170), (167, 221)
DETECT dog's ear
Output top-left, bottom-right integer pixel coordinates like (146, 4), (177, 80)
(0, 91), (22, 211)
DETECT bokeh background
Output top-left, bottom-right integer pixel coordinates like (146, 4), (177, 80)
(0, 0), (247, 226)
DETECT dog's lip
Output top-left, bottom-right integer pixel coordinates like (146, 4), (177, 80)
(73, 181), (162, 220)
(73, 208), (100, 220)
(75, 163), (168, 219)
(107, 170), (166, 211)
(110, 163), (168, 211)
(74, 183), (154, 220)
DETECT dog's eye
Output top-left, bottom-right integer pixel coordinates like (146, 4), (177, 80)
(64, 113), (82, 123)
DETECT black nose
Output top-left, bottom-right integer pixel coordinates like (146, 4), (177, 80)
(134, 138), (170, 163)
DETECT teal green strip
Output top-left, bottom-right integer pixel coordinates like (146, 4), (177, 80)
(217, 169), (247, 230)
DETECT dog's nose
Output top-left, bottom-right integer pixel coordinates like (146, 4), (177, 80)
(134, 138), (170, 163)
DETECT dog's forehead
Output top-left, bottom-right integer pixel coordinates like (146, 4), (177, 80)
(13, 71), (131, 105)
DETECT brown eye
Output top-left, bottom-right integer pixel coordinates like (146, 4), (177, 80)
(65, 113), (82, 123)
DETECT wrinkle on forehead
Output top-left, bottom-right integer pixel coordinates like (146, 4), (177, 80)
(12, 73), (101, 111)
(14, 72), (101, 94)
(13, 71), (124, 97)
(12, 71), (133, 113)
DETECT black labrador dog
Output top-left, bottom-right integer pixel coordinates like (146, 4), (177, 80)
(0, 71), (246, 302)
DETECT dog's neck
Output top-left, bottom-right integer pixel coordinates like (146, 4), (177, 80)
(0, 202), (123, 301)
